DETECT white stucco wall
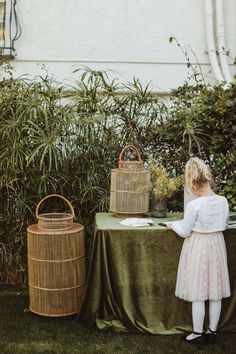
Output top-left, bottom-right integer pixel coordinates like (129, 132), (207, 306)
(8, 0), (236, 92)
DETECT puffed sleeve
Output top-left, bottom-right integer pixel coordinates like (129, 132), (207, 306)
(171, 202), (198, 238)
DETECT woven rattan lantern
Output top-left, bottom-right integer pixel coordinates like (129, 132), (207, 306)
(27, 194), (85, 317)
(110, 145), (150, 217)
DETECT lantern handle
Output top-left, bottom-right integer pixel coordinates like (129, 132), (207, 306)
(36, 194), (75, 219)
(119, 145), (142, 162)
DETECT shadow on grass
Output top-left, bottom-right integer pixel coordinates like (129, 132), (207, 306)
(0, 285), (235, 354)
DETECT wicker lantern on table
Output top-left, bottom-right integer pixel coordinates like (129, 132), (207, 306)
(27, 194), (85, 317)
(110, 145), (150, 217)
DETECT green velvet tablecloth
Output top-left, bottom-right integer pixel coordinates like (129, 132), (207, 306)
(79, 213), (236, 334)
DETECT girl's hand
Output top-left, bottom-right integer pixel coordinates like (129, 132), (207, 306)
(166, 223), (172, 230)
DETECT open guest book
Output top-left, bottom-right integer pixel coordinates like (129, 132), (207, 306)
(119, 218), (154, 227)
(229, 215), (236, 228)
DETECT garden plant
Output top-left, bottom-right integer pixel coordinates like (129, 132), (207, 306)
(0, 59), (235, 285)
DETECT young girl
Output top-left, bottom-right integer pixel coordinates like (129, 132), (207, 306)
(167, 157), (231, 344)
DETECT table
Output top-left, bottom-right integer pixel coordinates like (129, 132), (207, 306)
(79, 213), (236, 334)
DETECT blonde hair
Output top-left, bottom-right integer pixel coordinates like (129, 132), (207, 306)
(185, 157), (213, 193)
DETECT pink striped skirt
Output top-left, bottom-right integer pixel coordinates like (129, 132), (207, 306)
(175, 231), (231, 302)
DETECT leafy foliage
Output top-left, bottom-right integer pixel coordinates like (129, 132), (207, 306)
(0, 61), (235, 284)
(148, 159), (183, 199)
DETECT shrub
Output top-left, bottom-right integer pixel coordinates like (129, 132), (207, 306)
(0, 62), (235, 284)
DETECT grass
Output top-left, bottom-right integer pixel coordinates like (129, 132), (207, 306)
(0, 286), (236, 354)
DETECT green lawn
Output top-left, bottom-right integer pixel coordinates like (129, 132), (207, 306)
(0, 286), (235, 354)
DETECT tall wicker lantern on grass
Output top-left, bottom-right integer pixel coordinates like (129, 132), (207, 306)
(110, 145), (150, 217)
(27, 195), (85, 317)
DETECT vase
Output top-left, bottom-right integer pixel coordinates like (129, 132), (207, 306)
(151, 196), (167, 218)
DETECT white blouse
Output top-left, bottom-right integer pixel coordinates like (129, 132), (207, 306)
(171, 195), (229, 238)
